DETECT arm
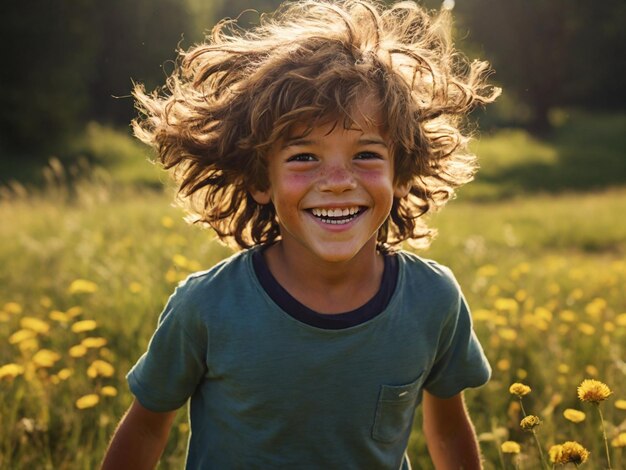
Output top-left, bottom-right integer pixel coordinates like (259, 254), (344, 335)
(101, 399), (178, 470)
(422, 390), (483, 470)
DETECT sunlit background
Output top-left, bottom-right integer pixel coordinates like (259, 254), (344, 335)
(1, 1), (625, 468)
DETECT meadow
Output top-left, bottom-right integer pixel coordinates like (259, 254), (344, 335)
(1, 112), (625, 468)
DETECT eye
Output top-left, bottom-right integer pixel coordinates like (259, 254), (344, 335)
(287, 153), (316, 162)
(355, 151), (383, 160)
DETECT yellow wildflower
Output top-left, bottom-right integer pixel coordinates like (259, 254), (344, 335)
(498, 328), (517, 341)
(494, 298), (518, 312)
(101, 386), (118, 397)
(57, 368), (73, 380)
(551, 441), (590, 464)
(615, 399), (626, 410)
(49, 310), (70, 323)
(0, 363), (25, 379)
(584, 365), (599, 377)
(563, 409), (586, 423)
(497, 359), (511, 371)
(3, 302), (23, 314)
(616, 313), (626, 327)
(129, 282), (143, 294)
(161, 216), (174, 228)
(559, 310), (577, 322)
(501, 441), (521, 454)
(548, 445), (563, 463)
(87, 360), (115, 378)
(81, 337), (107, 349)
(509, 383), (531, 397)
(172, 254), (189, 269)
(8, 329), (36, 344)
(578, 323), (595, 336)
(611, 432), (626, 448)
(40, 296), (52, 308)
(75, 394), (100, 409)
(557, 364), (570, 374)
(66, 306), (83, 318)
(71, 320), (97, 333)
(520, 415), (541, 431)
(578, 379), (612, 403)
(477, 264), (498, 277)
(69, 344), (88, 358)
(18, 338), (39, 353)
(20, 317), (50, 334)
(68, 279), (98, 294)
(32, 349), (61, 368)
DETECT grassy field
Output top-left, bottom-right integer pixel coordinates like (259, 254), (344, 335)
(1, 112), (625, 468)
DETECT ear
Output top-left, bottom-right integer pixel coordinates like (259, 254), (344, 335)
(393, 182), (410, 199)
(250, 187), (272, 205)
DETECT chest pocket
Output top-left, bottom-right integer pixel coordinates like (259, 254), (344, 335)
(372, 372), (425, 443)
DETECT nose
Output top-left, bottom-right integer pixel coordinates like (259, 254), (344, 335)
(317, 164), (357, 193)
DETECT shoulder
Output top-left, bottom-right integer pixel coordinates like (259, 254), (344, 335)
(395, 250), (460, 298)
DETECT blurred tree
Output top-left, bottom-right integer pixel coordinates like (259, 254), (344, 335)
(454, 0), (626, 131)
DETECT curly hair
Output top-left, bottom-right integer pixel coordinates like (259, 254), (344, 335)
(132, 0), (500, 250)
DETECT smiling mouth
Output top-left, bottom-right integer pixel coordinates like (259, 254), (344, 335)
(308, 207), (365, 225)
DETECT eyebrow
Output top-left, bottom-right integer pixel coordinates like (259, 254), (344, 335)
(280, 137), (388, 149)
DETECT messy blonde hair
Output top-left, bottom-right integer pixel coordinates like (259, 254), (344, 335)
(133, 0), (500, 249)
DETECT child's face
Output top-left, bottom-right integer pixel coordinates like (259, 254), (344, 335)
(251, 101), (409, 264)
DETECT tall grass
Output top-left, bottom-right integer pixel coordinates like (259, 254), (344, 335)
(1, 114), (625, 468)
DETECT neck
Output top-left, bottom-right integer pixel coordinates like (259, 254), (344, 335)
(262, 239), (384, 314)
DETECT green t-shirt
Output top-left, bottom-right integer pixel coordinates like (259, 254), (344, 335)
(128, 248), (490, 469)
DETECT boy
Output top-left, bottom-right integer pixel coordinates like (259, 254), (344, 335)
(103, 1), (500, 468)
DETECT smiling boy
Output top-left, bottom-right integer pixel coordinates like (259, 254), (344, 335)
(102, 1), (499, 469)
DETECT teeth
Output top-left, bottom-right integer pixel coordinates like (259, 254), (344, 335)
(311, 207), (360, 217)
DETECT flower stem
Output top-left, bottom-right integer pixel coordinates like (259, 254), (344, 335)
(596, 405), (612, 469)
(531, 429), (549, 470)
(518, 397), (527, 417)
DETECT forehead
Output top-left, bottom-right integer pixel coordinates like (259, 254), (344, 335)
(283, 96), (386, 140)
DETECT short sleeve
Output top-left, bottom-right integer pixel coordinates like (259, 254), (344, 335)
(423, 278), (491, 398)
(127, 281), (208, 412)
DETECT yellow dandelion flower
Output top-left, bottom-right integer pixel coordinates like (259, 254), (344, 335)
(57, 368), (73, 380)
(486, 285), (500, 297)
(616, 313), (626, 327)
(585, 298), (606, 318)
(87, 360), (115, 378)
(514, 290), (527, 302)
(553, 441), (590, 465)
(494, 298), (518, 312)
(40, 296), (53, 308)
(66, 306), (83, 318)
(477, 264), (498, 277)
(172, 254), (189, 269)
(568, 288), (584, 300)
(4, 302), (23, 315)
(76, 394), (100, 409)
(520, 415), (541, 431)
(563, 409), (586, 423)
(0, 363), (25, 379)
(516, 369), (528, 380)
(497, 359), (511, 371)
(49, 310), (69, 322)
(8, 329), (37, 344)
(161, 216), (174, 228)
(101, 386), (118, 397)
(20, 317), (50, 334)
(473, 309), (494, 322)
(578, 323), (595, 336)
(584, 365), (599, 377)
(68, 279), (98, 294)
(81, 337), (107, 349)
(578, 379), (612, 404)
(604, 321), (615, 332)
(18, 338), (39, 353)
(615, 399), (626, 410)
(498, 328), (517, 341)
(129, 282), (143, 294)
(557, 364), (570, 374)
(611, 432), (626, 448)
(32, 349), (61, 368)
(534, 306), (552, 322)
(501, 441), (521, 454)
(71, 320), (97, 333)
(559, 310), (577, 322)
(99, 347), (114, 360)
(509, 383), (531, 397)
(69, 344), (88, 358)
(548, 445), (563, 463)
